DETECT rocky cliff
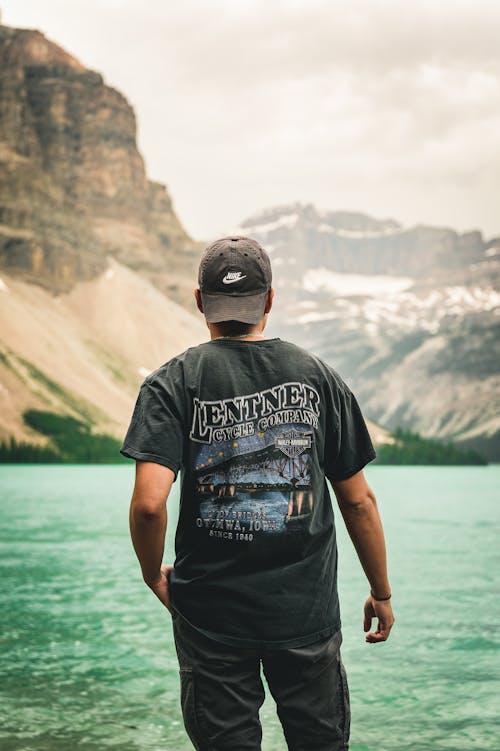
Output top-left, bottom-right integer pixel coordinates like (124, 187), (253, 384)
(0, 23), (200, 306)
(0, 21), (206, 449)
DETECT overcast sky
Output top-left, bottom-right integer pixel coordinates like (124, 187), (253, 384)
(2, 0), (499, 241)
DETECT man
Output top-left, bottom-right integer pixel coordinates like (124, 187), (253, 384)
(120, 236), (395, 751)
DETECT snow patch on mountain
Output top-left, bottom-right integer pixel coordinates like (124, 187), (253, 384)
(303, 269), (414, 296)
(317, 224), (408, 239)
(294, 282), (500, 333)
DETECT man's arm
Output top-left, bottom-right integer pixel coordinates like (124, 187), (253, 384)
(330, 469), (395, 643)
(129, 460), (176, 613)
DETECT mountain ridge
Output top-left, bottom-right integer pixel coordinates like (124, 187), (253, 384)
(234, 202), (499, 459)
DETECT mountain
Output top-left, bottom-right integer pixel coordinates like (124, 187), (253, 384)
(234, 202), (489, 279)
(0, 23), (201, 309)
(231, 203), (500, 460)
(0, 21), (206, 449)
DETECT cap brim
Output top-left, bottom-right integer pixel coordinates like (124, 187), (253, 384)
(201, 290), (268, 324)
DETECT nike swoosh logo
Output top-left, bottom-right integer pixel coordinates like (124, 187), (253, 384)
(222, 273), (246, 284)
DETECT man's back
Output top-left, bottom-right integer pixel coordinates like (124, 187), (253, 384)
(121, 335), (377, 648)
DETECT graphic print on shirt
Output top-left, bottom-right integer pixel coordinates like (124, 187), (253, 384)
(189, 381), (320, 543)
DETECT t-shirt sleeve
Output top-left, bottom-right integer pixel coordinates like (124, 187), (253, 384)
(324, 373), (377, 482)
(119, 374), (185, 480)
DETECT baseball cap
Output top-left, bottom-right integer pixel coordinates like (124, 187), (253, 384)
(197, 236), (272, 324)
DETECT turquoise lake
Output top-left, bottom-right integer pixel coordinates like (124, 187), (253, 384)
(1, 465), (499, 751)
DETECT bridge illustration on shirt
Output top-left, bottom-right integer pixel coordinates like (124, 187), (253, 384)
(193, 435), (314, 524)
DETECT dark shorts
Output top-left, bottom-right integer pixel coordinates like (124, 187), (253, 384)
(171, 609), (350, 751)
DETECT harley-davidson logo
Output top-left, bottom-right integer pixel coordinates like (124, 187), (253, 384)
(275, 429), (312, 458)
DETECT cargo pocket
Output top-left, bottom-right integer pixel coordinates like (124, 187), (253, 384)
(338, 654), (351, 747)
(179, 666), (212, 751)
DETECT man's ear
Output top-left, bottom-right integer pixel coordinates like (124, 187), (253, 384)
(194, 288), (204, 314)
(264, 287), (275, 314)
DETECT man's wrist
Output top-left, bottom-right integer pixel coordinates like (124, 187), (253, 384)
(143, 570), (162, 587)
(370, 588), (392, 601)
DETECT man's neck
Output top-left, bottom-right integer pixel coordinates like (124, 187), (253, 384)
(209, 325), (268, 341)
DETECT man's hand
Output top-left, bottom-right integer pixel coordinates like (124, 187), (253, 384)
(363, 594), (395, 643)
(145, 563), (175, 616)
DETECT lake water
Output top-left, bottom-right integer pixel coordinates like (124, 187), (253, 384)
(1, 465), (499, 751)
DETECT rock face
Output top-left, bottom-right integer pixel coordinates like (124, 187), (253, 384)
(0, 24), (200, 304)
(0, 21), (207, 450)
(238, 203), (500, 460)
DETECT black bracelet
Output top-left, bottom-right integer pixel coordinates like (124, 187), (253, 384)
(370, 590), (391, 601)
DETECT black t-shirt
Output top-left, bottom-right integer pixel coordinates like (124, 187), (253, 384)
(120, 337), (376, 648)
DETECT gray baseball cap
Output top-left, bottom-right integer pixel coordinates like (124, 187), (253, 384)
(198, 236), (272, 323)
